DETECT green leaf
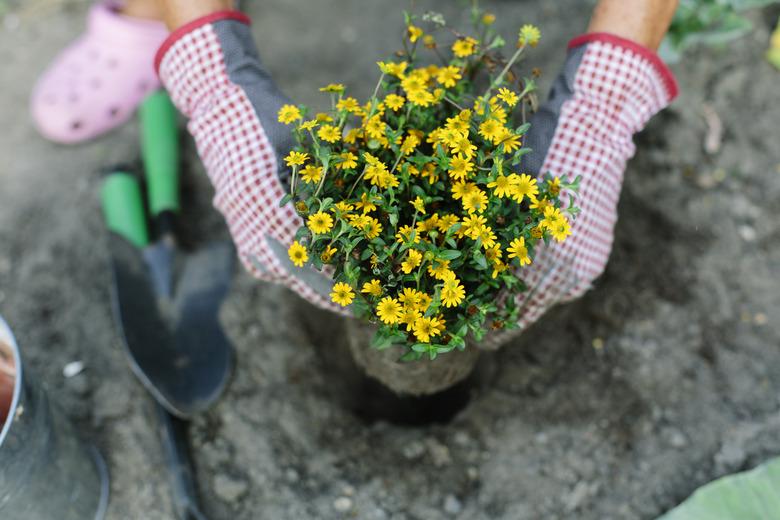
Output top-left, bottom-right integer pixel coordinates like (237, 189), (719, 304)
(280, 193), (294, 207)
(438, 250), (462, 261)
(658, 457), (780, 520)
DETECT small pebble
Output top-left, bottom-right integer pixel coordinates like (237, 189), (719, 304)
(754, 313), (767, 326)
(443, 494), (462, 515)
(333, 496), (353, 513)
(63, 361), (85, 378)
(402, 441), (425, 460)
(738, 225), (757, 242)
(213, 474), (248, 502)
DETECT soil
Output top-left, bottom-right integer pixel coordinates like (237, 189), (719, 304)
(1, 1), (779, 519)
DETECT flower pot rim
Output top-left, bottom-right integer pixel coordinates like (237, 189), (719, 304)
(0, 315), (22, 448)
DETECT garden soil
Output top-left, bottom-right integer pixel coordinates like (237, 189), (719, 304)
(1, 1), (779, 518)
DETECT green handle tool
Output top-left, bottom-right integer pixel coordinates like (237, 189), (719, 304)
(140, 90), (180, 218)
(101, 172), (149, 248)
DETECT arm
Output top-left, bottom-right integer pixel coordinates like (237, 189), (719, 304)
(485, 0), (679, 347)
(156, 2), (342, 312)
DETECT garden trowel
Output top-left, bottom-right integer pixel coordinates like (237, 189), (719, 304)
(101, 91), (235, 519)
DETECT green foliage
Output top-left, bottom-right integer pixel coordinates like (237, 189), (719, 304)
(661, 0), (780, 62)
(658, 457), (780, 519)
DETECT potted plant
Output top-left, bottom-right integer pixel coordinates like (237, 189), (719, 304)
(282, 3), (578, 398)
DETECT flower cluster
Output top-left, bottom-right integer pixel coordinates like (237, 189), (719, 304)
(280, 6), (579, 360)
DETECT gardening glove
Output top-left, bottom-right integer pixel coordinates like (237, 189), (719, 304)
(155, 11), (337, 311)
(482, 33), (678, 349)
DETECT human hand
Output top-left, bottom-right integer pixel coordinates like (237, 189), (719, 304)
(161, 0), (235, 30)
(588, 0), (679, 50)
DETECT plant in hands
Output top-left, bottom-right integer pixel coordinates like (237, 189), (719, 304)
(280, 3), (579, 360)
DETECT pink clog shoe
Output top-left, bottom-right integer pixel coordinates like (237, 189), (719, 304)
(31, 1), (169, 144)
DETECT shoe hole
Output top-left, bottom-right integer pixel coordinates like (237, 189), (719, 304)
(106, 58), (118, 69)
(71, 120), (82, 131)
(108, 107), (120, 118)
(91, 78), (101, 89)
(138, 81), (148, 93)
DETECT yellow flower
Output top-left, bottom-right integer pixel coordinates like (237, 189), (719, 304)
(398, 287), (423, 308)
(476, 225), (497, 249)
(321, 245), (337, 263)
(307, 211), (334, 234)
(441, 277), (465, 308)
(344, 128), (363, 144)
(497, 87), (519, 107)
(411, 196), (426, 214)
(451, 181), (476, 200)
(452, 37), (478, 58)
(413, 316), (444, 343)
(399, 307), (423, 331)
(482, 13), (496, 25)
(330, 282), (355, 306)
(518, 24), (541, 47)
(319, 83), (346, 93)
(510, 173), (539, 202)
(334, 201), (353, 214)
(491, 260), (508, 279)
(549, 217), (572, 242)
(498, 132), (523, 153)
(288, 241), (308, 267)
(423, 35), (436, 48)
(416, 294), (433, 313)
(336, 151), (358, 170)
(408, 25), (424, 43)
(450, 136), (476, 159)
(354, 192), (377, 213)
(461, 214), (487, 238)
(401, 134), (420, 156)
(407, 89), (435, 107)
(396, 225), (419, 244)
(284, 151), (309, 167)
(377, 61), (408, 78)
(363, 217), (383, 240)
(318, 125), (341, 143)
(427, 260), (452, 280)
(315, 112), (334, 123)
(436, 65), (462, 88)
(548, 176), (562, 196)
(361, 279), (383, 297)
(485, 244), (503, 263)
(336, 97), (360, 113)
(507, 237), (531, 266)
(487, 174), (513, 198)
(299, 120), (318, 131)
(448, 156), (474, 181)
(364, 115), (386, 139)
(401, 249), (423, 274)
(462, 188), (488, 214)
(376, 297), (402, 324)
(437, 214), (459, 233)
(479, 118), (504, 144)
(529, 196), (550, 213)
(300, 165), (322, 184)
(278, 104), (302, 124)
(384, 94), (405, 111)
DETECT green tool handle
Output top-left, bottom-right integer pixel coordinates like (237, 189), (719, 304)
(102, 172), (149, 248)
(140, 90), (180, 218)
